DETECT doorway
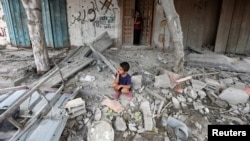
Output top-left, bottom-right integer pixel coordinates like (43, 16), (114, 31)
(122, 0), (154, 46)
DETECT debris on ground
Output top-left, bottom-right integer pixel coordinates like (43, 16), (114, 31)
(0, 40), (250, 141)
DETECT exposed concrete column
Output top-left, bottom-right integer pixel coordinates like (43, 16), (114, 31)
(21, 0), (50, 73)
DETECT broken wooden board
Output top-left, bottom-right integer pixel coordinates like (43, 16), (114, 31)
(185, 53), (250, 73)
(89, 43), (116, 74)
(31, 47), (91, 88)
(42, 57), (94, 87)
(90, 31), (113, 53)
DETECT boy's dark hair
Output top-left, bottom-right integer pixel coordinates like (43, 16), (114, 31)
(120, 62), (130, 72)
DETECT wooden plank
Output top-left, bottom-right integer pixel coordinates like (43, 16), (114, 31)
(226, 0), (246, 53)
(122, 0), (135, 45)
(235, 1), (250, 54)
(186, 0), (207, 48)
(90, 31), (113, 53)
(202, 0), (221, 46)
(214, 0), (235, 53)
(89, 43), (116, 74)
(42, 57), (94, 87)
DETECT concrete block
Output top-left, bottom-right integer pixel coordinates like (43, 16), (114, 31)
(140, 101), (153, 131)
(154, 74), (172, 88)
(219, 87), (249, 105)
(131, 75), (142, 90)
(65, 98), (85, 111)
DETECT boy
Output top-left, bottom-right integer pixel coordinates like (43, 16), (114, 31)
(112, 62), (132, 100)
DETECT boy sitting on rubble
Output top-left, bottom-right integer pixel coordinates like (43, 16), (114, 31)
(112, 62), (132, 100)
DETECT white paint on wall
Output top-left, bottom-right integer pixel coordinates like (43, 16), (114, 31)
(66, 0), (120, 47)
(152, 3), (170, 48)
(0, 2), (10, 46)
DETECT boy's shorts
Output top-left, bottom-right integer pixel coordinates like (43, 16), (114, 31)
(118, 87), (132, 92)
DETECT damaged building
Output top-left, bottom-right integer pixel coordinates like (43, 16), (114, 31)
(0, 0), (250, 141)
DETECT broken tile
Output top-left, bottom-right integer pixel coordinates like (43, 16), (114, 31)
(101, 98), (124, 113)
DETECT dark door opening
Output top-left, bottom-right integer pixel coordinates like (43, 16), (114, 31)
(122, 0), (154, 46)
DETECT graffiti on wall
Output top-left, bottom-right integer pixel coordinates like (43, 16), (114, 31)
(94, 16), (115, 29)
(99, 0), (114, 14)
(71, 0), (116, 27)
(0, 27), (6, 37)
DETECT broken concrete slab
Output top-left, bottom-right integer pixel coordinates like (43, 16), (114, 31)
(87, 121), (114, 141)
(186, 53), (250, 73)
(154, 73), (172, 89)
(140, 100), (153, 131)
(219, 87), (249, 105)
(114, 116), (127, 131)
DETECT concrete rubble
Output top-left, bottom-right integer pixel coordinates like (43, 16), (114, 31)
(0, 38), (250, 141)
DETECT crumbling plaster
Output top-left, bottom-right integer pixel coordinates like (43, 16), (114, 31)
(0, 2), (10, 46)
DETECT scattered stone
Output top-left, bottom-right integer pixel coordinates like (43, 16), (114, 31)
(204, 78), (221, 91)
(114, 116), (127, 131)
(128, 123), (137, 131)
(140, 100), (153, 131)
(132, 75), (142, 90)
(219, 87), (249, 105)
(172, 97), (181, 109)
(87, 121), (114, 141)
(154, 73), (172, 89)
(185, 87), (198, 99)
(94, 108), (102, 121)
(191, 79), (207, 91)
(197, 90), (206, 99)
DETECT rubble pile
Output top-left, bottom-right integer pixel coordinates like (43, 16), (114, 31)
(59, 58), (250, 141)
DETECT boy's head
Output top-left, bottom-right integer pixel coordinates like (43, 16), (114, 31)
(118, 62), (130, 75)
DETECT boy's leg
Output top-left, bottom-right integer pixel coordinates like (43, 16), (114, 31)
(121, 88), (133, 100)
(112, 83), (121, 100)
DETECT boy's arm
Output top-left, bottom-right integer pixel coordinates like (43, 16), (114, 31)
(113, 73), (119, 84)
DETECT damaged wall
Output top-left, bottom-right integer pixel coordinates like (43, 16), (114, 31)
(151, 2), (171, 49)
(66, 0), (121, 47)
(0, 2), (10, 46)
